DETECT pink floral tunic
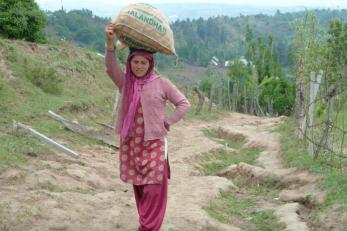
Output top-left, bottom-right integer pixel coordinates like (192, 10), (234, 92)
(119, 100), (166, 185)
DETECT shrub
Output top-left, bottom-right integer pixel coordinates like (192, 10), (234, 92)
(24, 59), (62, 95)
(0, 0), (46, 42)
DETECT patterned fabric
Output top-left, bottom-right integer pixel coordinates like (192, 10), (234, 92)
(119, 100), (166, 185)
(133, 162), (168, 231)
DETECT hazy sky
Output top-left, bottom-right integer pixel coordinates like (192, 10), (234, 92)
(35, 0), (347, 19)
(36, 0), (347, 9)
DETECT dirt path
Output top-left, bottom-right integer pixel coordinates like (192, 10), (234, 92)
(213, 113), (325, 231)
(0, 113), (323, 231)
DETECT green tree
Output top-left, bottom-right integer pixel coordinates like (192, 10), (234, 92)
(259, 77), (295, 115)
(291, 11), (323, 119)
(0, 0), (46, 42)
(227, 59), (250, 111)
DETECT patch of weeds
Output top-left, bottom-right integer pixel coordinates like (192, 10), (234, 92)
(58, 101), (90, 113)
(199, 148), (237, 175)
(72, 187), (96, 195)
(276, 118), (347, 207)
(199, 146), (261, 176)
(206, 190), (254, 227)
(49, 225), (69, 231)
(186, 108), (225, 121)
(38, 181), (64, 192)
(203, 226), (220, 231)
(276, 117), (347, 230)
(202, 127), (246, 149)
(201, 127), (284, 229)
(16, 206), (45, 220)
(86, 52), (94, 60)
(0, 132), (51, 172)
(23, 58), (62, 95)
(5, 44), (19, 62)
(250, 210), (286, 231)
(206, 190), (285, 231)
(233, 175), (282, 198)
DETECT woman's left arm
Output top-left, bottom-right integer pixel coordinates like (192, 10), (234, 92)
(163, 79), (191, 126)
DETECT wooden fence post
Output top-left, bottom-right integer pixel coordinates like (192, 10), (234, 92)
(208, 83), (215, 112)
(307, 71), (322, 156)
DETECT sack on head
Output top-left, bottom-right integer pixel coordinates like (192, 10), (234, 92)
(112, 3), (176, 56)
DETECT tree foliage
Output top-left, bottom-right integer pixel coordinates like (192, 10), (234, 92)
(0, 0), (46, 42)
(44, 8), (347, 68)
(45, 9), (108, 53)
(169, 9), (347, 67)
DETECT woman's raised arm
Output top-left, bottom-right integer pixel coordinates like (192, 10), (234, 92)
(104, 23), (125, 90)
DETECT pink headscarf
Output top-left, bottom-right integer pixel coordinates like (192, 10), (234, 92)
(116, 50), (158, 143)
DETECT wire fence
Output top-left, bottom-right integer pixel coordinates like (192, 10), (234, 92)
(298, 71), (347, 169)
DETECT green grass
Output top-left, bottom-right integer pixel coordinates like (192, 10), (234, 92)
(0, 132), (52, 171)
(38, 181), (96, 195)
(249, 209), (286, 231)
(276, 118), (347, 207)
(200, 127), (260, 177)
(38, 181), (65, 192)
(203, 226), (220, 231)
(0, 38), (116, 171)
(201, 127), (285, 230)
(23, 58), (63, 95)
(202, 127), (246, 150)
(206, 190), (285, 231)
(199, 147), (261, 176)
(186, 105), (227, 121)
(233, 175), (282, 198)
(200, 128), (272, 194)
(276, 117), (347, 230)
(313, 102), (347, 167)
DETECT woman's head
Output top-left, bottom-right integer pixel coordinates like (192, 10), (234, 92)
(130, 55), (150, 78)
(127, 49), (155, 79)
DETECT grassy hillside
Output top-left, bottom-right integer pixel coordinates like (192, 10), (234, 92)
(0, 38), (219, 171)
(0, 38), (117, 170)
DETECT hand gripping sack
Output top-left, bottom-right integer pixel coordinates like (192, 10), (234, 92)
(112, 3), (176, 55)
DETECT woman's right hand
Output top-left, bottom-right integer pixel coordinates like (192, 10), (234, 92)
(105, 23), (116, 39)
(105, 22), (116, 50)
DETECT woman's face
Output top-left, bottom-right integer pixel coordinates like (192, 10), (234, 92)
(130, 55), (150, 78)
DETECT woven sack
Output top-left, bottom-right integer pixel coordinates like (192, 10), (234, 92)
(112, 3), (176, 55)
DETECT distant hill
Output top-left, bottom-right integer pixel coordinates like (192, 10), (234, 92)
(40, 2), (342, 20)
(44, 8), (347, 68)
(161, 9), (347, 67)
(155, 4), (315, 21)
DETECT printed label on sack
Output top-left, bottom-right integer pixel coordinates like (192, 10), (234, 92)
(118, 34), (154, 51)
(127, 8), (167, 34)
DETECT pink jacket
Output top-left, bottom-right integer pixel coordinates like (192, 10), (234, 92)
(105, 49), (191, 141)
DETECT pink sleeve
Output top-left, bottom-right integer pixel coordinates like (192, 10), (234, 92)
(163, 79), (191, 125)
(104, 48), (125, 90)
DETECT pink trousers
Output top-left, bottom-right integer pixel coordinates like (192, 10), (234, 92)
(133, 161), (169, 231)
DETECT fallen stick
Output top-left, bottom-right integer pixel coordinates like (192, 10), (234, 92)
(13, 120), (79, 158)
(93, 121), (114, 130)
(48, 110), (119, 148)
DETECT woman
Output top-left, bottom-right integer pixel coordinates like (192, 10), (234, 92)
(104, 23), (190, 231)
